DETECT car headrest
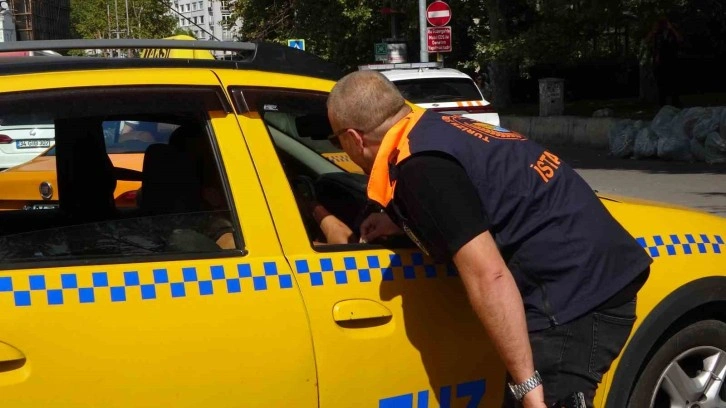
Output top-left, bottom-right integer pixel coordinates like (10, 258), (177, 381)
(140, 143), (202, 214)
(168, 123), (206, 152)
(295, 114), (333, 140)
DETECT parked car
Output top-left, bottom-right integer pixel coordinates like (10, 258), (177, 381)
(0, 116), (55, 170)
(0, 39), (723, 408)
(361, 62), (500, 126)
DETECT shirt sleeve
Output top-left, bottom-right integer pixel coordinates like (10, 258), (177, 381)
(393, 152), (490, 260)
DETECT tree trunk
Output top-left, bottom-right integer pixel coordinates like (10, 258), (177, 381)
(639, 63), (657, 103)
(485, 0), (512, 109)
(637, 40), (658, 103)
(489, 63), (512, 109)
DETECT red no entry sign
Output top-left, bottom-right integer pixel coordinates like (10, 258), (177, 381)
(427, 1), (452, 27)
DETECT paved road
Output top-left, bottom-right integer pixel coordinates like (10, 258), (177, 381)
(545, 145), (726, 217)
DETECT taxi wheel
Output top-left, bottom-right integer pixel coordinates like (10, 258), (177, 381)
(627, 320), (726, 408)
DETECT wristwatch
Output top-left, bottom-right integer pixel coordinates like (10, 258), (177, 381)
(508, 371), (543, 401)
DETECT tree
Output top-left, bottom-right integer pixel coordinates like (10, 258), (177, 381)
(70, 0), (177, 40)
(231, 0), (486, 73)
(231, 0), (392, 71)
(230, 0), (725, 103)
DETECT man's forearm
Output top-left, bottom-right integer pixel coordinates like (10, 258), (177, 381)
(462, 261), (534, 382)
(453, 232), (537, 384)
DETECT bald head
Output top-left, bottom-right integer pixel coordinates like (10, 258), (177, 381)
(327, 70), (405, 139)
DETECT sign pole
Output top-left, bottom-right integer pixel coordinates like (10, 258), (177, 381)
(419, 0), (428, 62)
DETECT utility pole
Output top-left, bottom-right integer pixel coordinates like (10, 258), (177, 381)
(107, 2), (112, 56)
(419, 0), (428, 62)
(125, 0), (130, 37)
(114, 0), (120, 38)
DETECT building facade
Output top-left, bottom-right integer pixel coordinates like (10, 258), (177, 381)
(7, 0), (70, 40)
(172, 0), (240, 42)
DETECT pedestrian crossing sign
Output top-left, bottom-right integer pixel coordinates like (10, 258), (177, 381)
(287, 39), (306, 51)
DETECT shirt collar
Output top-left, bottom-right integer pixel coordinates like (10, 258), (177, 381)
(367, 105), (426, 207)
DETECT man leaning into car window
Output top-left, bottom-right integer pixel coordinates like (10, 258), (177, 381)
(326, 70), (652, 408)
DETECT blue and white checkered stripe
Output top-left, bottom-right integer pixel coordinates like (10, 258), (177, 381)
(0, 262), (292, 307)
(294, 253), (457, 286)
(636, 234), (724, 258)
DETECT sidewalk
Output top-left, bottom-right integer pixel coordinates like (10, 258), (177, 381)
(501, 115), (617, 149)
(542, 145), (726, 217)
(500, 93), (726, 150)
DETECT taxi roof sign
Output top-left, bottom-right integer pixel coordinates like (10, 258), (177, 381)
(138, 35), (215, 60)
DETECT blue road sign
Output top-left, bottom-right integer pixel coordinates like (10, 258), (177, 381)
(287, 39), (306, 51)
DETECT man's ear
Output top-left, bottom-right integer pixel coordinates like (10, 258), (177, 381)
(350, 129), (366, 149)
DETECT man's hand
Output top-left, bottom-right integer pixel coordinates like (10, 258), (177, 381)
(318, 211), (356, 244)
(311, 203), (356, 245)
(359, 212), (402, 243)
(522, 385), (547, 408)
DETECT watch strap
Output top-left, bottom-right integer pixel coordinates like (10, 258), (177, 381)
(508, 370), (543, 401)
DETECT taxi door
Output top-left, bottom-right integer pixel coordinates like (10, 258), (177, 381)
(0, 71), (317, 407)
(215, 72), (506, 408)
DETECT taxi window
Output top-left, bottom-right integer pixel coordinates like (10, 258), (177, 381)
(394, 78), (482, 103)
(0, 86), (243, 267)
(229, 86), (413, 250)
(44, 121), (179, 157)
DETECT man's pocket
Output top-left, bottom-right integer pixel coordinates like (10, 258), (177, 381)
(588, 299), (637, 382)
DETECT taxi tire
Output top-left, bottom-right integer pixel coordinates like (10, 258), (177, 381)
(626, 319), (726, 408)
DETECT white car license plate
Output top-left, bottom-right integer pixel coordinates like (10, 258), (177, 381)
(16, 139), (51, 149)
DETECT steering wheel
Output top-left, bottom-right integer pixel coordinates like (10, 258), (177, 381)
(291, 175), (326, 242)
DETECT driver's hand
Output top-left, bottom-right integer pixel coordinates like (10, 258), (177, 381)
(360, 212), (403, 243)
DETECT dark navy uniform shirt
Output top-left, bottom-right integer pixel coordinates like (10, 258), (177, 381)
(388, 111), (652, 331)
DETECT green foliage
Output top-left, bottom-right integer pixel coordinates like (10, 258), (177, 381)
(70, 0), (177, 40)
(231, 0), (485, 72)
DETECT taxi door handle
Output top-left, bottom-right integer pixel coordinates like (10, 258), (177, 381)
(0, 342), (25, 365)
(333, 299), (392, 323)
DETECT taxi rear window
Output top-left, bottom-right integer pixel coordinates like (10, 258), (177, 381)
(394, 78), (482, 103)
(44, 121), (179, 156)
(0, 86), (243, 267)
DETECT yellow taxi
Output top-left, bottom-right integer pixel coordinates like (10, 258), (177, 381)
(0, 39), (722, 408)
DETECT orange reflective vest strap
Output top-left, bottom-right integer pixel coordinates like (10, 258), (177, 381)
(367, 106), (427, 208)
